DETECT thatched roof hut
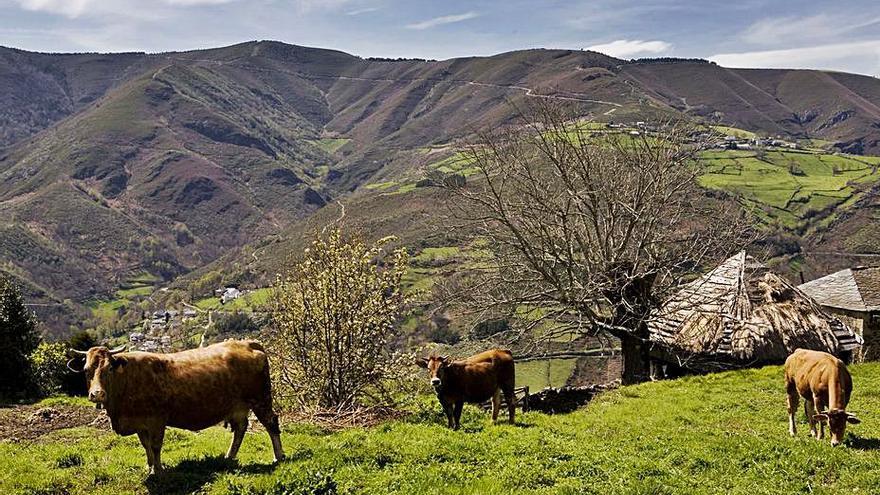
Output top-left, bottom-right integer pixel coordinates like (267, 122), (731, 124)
(648, 252), (862, 370)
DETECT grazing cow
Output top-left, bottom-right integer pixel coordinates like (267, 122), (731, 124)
(784, 348), (860, 446)
(416, 349), (515, 430)
(71, 340), (284, 473)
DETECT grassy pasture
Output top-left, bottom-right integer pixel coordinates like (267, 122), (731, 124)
(193, 288), (273, 311)
(6, 363), (880, 494)
(515, 358), (578, 390)
(310, 138), (351, 154)
(88, 273), (160, 320)
(699, 150), (880, 228)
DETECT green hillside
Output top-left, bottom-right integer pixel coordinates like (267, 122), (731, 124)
(700, 149), (880, 230)
(5, 363), (880, 494)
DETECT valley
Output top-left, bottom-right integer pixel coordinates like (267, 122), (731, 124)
(2, 41), (880, 338)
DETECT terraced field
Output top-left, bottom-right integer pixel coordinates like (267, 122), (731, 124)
(88, 273), (160, 320)
(699, 149), (880, 229)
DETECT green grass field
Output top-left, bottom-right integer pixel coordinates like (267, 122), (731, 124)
(6, 363), (880, 494)
(88, 273), (160, 320)
(699, 150), (880, 229)
(515, 359), (578, 390)
(310, 138), (351, 154)
(194, 288), (273, 311)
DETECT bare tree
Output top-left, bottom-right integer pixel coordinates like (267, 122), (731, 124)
(442, 102), (753, 384)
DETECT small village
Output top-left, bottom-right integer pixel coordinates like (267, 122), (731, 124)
(125, 286), (263, 353)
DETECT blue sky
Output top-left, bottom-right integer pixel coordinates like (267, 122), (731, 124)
(2, 0), (880, 75)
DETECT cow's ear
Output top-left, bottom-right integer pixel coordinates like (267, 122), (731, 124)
(847, 415), (861, 425)
(415, 358), (428, 368)
(813, 413), (829, 422)
(110, 355), (127, 369)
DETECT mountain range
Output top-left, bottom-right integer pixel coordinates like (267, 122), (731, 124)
(2, 40), (879, 335)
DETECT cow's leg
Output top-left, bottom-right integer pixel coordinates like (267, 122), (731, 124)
(150, 427), (165, 474)
(225, 412), (248, 460)
(491, 388), (501, 422)
(805, 400), (817, 438)
(253, 402), (284, 463)
(137, 431), (156, 474)
(441, 400), (454, 428)
(453, 400), (463, 430)
(814, 398), (825, 439)
(503, 384), (516, 425)
(786, 387), (799, 436)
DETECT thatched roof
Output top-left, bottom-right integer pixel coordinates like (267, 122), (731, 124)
(798, 267), (880, 313)
(648, 252), (861, 367)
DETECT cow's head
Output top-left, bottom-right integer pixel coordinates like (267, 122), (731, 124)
(814, 409), (861, 446)
(415, 355), (450, 389)
(69, 346), (127, 405)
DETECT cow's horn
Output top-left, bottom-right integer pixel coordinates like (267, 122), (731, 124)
(71, 349), (88, 355)
(109, 345), (127, 355)
(66, 358), (84, 373)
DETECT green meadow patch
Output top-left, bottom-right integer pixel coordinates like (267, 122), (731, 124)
(88, 273), (160, 320)
(516, 358), (578, 390)
(6, 363), (880, 494)
(194, 288), (273, 311)
(699, 150), (880, 229)
(309, 138), (351, 154)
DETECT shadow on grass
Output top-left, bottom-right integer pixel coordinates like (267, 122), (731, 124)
(145, 455), (279, 495)
(847, 435), (880, 450)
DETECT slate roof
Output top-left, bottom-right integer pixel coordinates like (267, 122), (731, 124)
(799, 267), (880, 313)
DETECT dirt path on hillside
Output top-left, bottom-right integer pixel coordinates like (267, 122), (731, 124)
(0, 403), (110, 442)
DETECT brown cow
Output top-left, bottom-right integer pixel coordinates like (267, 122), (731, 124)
(784, 348), (860, 446)
(416, 349), (516, 430)
(71, 340), (284, 473)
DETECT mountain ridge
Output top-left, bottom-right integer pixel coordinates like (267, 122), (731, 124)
(2, 40), (879, 335)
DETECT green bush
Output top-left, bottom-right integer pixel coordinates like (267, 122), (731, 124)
(214, 310), (257, 334)
(269, 228), (411, 410)
(29, 342), (70, 397)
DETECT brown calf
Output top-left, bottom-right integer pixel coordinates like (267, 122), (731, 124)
(72, 340), (284, 473)
(416, 349), (516, 430)
(784, 348), (860, 446)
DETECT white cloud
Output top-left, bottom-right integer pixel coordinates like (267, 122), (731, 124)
(405, 11), (479, 30)
(346, 6), (379, 16)
(13, 0), (237, 19)
(17, 0), (92, 18)
(710, 40), (880, 76)
(741, 13), (880, 47)
(162, 0), (237, 5)
(292, 0), (356, 13)
(585, 39), (671, 58)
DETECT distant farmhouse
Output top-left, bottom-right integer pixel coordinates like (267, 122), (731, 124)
(799, 267), (880, 360)
(648, 252), (861, 376)
(217, 287), (242, 304)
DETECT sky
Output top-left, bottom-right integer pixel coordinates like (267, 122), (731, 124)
(1, 0), (880, 76)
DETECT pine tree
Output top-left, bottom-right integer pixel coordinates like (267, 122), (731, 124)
(0, 273), (40, 400)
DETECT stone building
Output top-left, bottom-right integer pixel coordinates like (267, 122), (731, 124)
(799, 267), (880, 360)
